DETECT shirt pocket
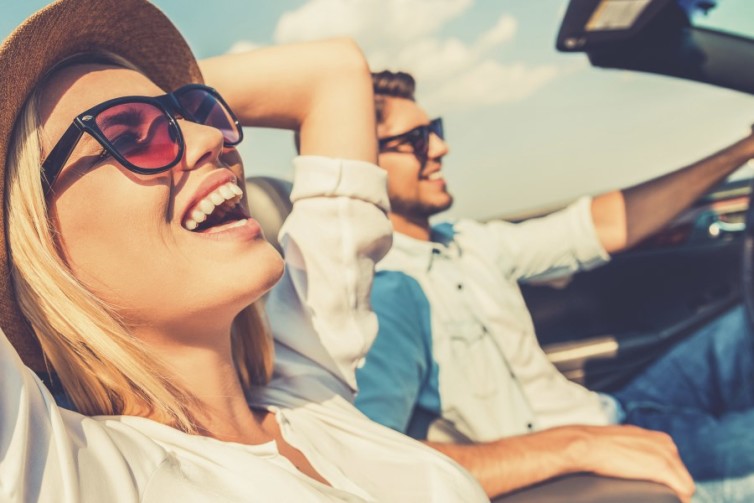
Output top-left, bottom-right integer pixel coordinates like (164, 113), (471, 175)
(446, 320), (500, 399)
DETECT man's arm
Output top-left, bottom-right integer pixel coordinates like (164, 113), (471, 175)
(360, 273), (693, 500)
(593, 128), (754, 253)
(426, 424), (694, 502)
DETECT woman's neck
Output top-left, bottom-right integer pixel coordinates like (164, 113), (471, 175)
(135, 324), (267, 444)
(177, 348), (260, 443)
(135, 325), (330, 485)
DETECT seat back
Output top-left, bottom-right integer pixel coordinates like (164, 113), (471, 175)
(245, 176), (293, 253)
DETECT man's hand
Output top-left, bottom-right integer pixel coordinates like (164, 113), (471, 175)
(426, 424), (694, 501)
(593, 124), (754, 254)
(565, 424), (694, 503)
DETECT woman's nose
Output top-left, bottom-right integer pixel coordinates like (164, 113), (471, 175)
(177, 119), (225, 171)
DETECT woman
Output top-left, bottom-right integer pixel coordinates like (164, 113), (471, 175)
(0, 0), (486, 501)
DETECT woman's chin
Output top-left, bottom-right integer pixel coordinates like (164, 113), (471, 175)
(234, 244), (285, 302)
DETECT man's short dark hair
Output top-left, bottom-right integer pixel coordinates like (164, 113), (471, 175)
(372, 70), (416, 124)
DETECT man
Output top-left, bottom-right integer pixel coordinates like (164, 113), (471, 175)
(355, 70), (754, 501)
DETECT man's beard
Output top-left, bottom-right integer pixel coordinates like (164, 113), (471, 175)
(390, 193), (454, 220)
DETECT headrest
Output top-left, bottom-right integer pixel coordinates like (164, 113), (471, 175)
(245, 176), (293, 253)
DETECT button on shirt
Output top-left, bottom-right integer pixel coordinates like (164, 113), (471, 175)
(356, 197), (615, 443)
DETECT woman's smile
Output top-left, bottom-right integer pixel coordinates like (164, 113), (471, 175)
(182, 180), (244, 232)
(41, 65), (283, 332)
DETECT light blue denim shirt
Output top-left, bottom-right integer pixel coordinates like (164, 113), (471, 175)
(356, 197), (617, 443)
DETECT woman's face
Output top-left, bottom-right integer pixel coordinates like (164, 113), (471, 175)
(38, 65), (284, 342)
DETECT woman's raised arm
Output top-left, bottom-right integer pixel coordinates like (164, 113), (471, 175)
(202, 41), (392, 397)
(200, 38), (377, 164)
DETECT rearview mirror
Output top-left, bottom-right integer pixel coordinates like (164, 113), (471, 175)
(556, 0), (754, 96)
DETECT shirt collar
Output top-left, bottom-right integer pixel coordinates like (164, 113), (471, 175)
(381, 223), (460, 272)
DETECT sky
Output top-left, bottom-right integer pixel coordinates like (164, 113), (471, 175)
(3, 0), (754, 220)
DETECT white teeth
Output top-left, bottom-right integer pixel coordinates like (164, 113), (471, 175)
(217, 185), (236, 199)
(210, 192), (225, 205)
(183, 180), (245, 230)
(427, 172), (443, 181)
(219, 185), (234, 199)
(199, 199), (215, 214)
(191, 210), (207, 223)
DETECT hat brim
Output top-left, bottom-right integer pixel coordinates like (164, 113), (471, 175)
(0, 0), (203, 371)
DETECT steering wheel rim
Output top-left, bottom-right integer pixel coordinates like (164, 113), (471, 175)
(741, 178), (754, 327)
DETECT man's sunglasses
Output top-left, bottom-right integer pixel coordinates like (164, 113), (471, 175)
(41, 84), (243, 193)
(377, 117), (443, 161)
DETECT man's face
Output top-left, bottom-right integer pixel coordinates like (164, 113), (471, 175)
(377, 97), (452, 219)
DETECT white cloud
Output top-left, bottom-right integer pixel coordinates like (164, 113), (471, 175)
(273, 0), (473, 46)
(274, 0), (370, 43)
(367, 11), (559, 111)
(373, 37), (473, 83)
(424, 61), (559, 110)
(229, 1), (565, 111)
(474, 15), (517, 53)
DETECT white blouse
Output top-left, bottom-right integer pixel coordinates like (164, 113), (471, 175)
(0, 156), (486, 502)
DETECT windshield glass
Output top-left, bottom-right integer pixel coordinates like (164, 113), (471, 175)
(693, 0), (754, 39)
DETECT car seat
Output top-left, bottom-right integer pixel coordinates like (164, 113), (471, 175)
(245, 176), (293, 253)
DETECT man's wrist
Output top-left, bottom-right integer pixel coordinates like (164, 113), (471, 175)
(544, 426), (593, 475)
(743, 127), (754, 158)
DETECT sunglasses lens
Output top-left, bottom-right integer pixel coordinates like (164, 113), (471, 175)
(411, 129), (429, 157)
(431, 119), (444, 140)
(95, 102), (180, 169)
(177, 88), (241, 144)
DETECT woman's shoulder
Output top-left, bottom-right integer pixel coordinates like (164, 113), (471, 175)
(248, 392), (488, 502)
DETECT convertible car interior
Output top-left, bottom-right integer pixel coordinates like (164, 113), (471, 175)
(26, 0), (751, 501)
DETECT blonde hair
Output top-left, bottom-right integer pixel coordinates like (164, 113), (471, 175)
(5, 54), (273, 432)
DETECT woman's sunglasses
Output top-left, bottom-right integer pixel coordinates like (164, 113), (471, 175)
(41, 84), (243, 193)
(377, 117), (444, 162)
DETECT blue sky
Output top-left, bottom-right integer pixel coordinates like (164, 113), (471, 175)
(4, 1), (754, 219)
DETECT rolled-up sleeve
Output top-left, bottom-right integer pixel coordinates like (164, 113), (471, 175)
(468, 196), (610, 282)
(265, 156), (393, 396)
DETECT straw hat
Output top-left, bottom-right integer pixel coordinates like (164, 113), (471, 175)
(0, 0), (203, 372)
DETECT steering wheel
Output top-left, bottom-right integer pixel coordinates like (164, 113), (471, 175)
(742, 176), (754, 327)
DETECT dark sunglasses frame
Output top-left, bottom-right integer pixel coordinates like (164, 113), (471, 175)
(377, 117), (443, 160)
(41, 84), (243, 193)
